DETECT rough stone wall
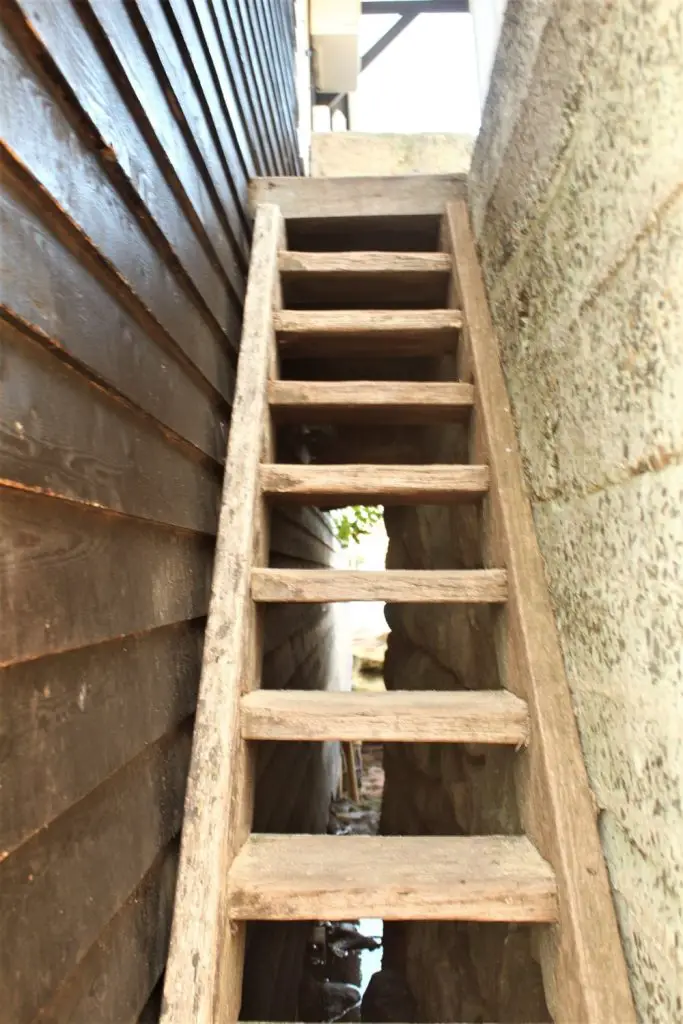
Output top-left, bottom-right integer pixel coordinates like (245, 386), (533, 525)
(469, 2), (683, 1019)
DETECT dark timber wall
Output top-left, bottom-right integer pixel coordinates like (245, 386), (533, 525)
(0, 2), (326, 1021)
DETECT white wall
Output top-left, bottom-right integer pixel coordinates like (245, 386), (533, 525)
(470, 0), (509, 106)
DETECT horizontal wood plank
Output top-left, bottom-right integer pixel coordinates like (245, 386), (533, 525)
(261, 613), (335, 696)
(250, 174), (467, 218)
(166, 0), (256, 182)
(13, 0), (243, 327)
(274, 309), (462, 357)
(280, 251), (452, 309)
(275, 310), (462, 333)
(260, 464), (489, 504)
(37, 841), (178, 1024)
(83, 0), (248, 291)
(0, 488), (212, 667)
(269, 381), (475, 424)
(227, 834), (557, 922)
(0, 26), (235, 399)
(241, 689), (529, 743)
(263, 602), (333, 658)
(272, 506), (336, 556)
(132, 0), (250, 251)
(279, 251), (452, 275)
(252, 569), (508, 604)
(270, 507), (336, 565)
(0, 726), (191, 1024)
(1, 622), (202, 856)
(205, 0), (275, 177)
(0, 318), (220, 531)
(0, 175), (229, 460)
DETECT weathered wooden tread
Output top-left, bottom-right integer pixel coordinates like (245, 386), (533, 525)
(227, 834), (557, 922)
(250, 174), (467, 219)
(260, 464), (488, 504)
(273, 309), (461, 357)
(251, 569), (508, 603)
(274, 309), (461, 333)
(268, 381), (475, 424)
(278, 251), (452, 275)
(241, 689), (529, 743)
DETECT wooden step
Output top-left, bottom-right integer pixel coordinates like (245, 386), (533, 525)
(279, 251), (451, 308)
(268, 381), (475, 424)
(241, 690), (529, 743)
(273, 309), (461, 357)
(227, 834), (557, 922)
(279, 251), (451, 276)
(251, 569), (508, 603)
(250, 174), (467, 220)
(260, 464), (488, 504)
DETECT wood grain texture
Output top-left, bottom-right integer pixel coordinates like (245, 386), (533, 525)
(270, 507), (336, 565)
(0, 24), (235, 397)
(280, 250), (452, 309)
(274, 309), (460, 357)
(241, 689), (529, 743)
(0, 487), (212, 667)
(276, 309), (461, 337)
(260, 464), (488, 504)
(130, 0), (250, 253)
(0, 181), (228, 461)
(261, 615), (336, 695)
(252, 569), (508, 604)
(1, 1), (299, 1019)
(1, 622), (202, 856)
(171, 0), (255, 181)
(236, 0), (290, 175)
(279, 251), (452, 275)
(0, 318), (220, 531)
(37, 841), (179, 1024)
(228, 834), (557, 922)
(263, 602), (332, 659)
(136, 0), (251, 213)
(84, 0), (247, 282)
(162, 205), (283, 1024)
(13, 0), (244, 327)
(213, 0), (275, 176)
(250, 174), (467, 218)
(0, 727), (191, 1024)
(445, 201), (636, 1022)
(269, 381), (475, 424)
(279, 506), (336, 555)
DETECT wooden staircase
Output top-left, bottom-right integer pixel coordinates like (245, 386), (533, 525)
(160, 178), (636, 1023)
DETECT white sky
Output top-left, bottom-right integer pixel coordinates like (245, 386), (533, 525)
(350, 12), (481, 135)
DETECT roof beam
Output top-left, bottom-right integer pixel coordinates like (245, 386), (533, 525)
(361, 11), (417, 72)
(323, 1), (470, 115)
(327, 12), (416, 112)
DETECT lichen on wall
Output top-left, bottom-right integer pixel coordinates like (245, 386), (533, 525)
(469, 0), (683, 1018)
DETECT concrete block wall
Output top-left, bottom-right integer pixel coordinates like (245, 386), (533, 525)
(310, 132), (473, 177)
(469, 1), (683, 1019)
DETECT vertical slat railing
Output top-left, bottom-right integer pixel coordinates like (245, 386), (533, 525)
(161, 203), (284, 1024)
(442, 200), (636, 1023)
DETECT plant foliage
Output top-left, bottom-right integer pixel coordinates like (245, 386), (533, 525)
(330, 505), (383, 548)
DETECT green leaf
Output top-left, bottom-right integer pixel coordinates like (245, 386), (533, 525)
(330, 506), (383, 549)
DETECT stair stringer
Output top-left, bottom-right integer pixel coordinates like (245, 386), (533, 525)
(442, 200), (636, 1023)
